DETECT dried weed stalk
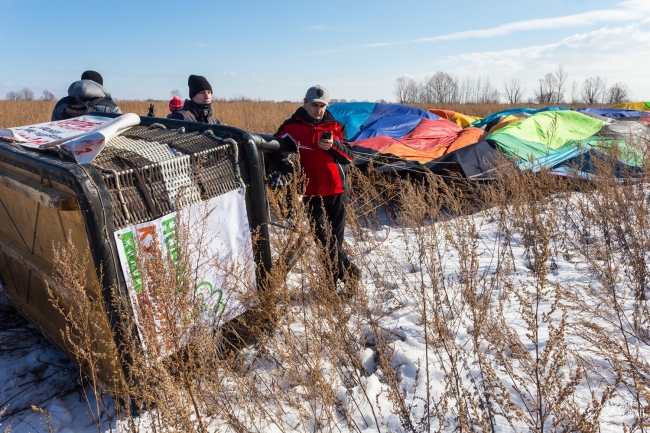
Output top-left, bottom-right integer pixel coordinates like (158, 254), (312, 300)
(38, 140), (650, 432)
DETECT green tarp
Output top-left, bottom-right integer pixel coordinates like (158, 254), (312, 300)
(564, 137), (644, 167)
(486, 111), (605, 161)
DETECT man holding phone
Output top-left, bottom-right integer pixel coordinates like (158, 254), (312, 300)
(273, 85), (360, 295)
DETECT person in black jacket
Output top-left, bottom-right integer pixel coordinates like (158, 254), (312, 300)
(273, 85), (361, 296)
(51, 71), (122, 121)
(168, 75), (221, 124)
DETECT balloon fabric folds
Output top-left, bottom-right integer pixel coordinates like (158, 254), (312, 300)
(327, 102), (646, 180)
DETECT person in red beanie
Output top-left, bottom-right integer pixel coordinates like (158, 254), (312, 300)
(167, 95), (183, 117)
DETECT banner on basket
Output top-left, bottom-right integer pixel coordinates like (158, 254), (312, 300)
(114, 188), (256, 358)
(0, 114), (140, 164)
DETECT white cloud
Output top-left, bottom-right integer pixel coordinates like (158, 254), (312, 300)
(222, 71), (238, 76)
(253, 76), (264, 84)
(306, 0), (650, 55)
(414, 6), (649, 43)
(364, 42), (394, 48)
(438, 19), (650, 98)
(304, 24), (327, 30)
(306, 41), (402, 55)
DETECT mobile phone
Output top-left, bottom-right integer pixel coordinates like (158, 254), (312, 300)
(321, 132), (332, 140)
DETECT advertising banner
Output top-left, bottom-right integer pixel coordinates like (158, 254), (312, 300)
(0, 113), (140, 164)
(114, 188), (256, 358)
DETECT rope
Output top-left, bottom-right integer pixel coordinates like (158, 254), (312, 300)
(222, 138), (245, 191)
(352, 153), (455, 178)
(203, 130), (222, 140)
(115, 155), (158, 217)
(353, 152), (499, 181)
(344, 184), (395, 258)
(266, 180), (395, 258)
(353, 185), (394, 213)
(345, 224), (391, 258)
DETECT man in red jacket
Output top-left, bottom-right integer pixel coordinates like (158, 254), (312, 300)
(274, 85), (361, 294)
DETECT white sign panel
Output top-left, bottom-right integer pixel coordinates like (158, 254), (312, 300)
(0, 115), (108, 146)
(0, 113), (140, 164)
(114, 189), (257, 358)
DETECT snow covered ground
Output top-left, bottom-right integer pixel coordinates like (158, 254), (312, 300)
(0, 296), (115, 432)
(1, 189), (648, 431)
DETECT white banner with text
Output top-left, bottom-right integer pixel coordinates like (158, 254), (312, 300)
(114, 188), (256, 358)
(0, 113), (140, 164)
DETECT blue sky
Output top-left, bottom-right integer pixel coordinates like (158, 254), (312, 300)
(1, 0), (648, 102)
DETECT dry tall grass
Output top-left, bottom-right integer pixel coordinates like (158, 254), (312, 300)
(0, 100), (299, 134)
(1, 100), (649, 432)
(0, 100), (609, 133)
(0, 101), (57, 128)
(9, 154), (644, 432)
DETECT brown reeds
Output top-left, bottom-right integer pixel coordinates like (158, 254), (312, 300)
(0, 100), (610, 132)
(1, 101), (649, 431)
(0, 100), (299, 134)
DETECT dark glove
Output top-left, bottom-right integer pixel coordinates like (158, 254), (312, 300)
(268, 172), (286, 190)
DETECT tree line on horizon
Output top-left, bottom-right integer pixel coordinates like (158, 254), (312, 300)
(3, 66), (634, 107)
(394, 66), (633, 106)
(5, 88), (57, 102)
(2, 86), (388, 105)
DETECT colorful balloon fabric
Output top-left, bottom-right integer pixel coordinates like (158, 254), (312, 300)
(428, 109), (481, 128)
(577, 108), (650, 119)
(485, 111), (605, 160)
(327, 102), (484, 165)
(327, 102), (646, 179)
(610, 102), (650, 112)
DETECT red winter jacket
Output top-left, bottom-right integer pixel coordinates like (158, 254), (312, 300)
(275, 107), (354, 197)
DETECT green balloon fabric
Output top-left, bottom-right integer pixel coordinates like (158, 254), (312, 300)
(564, 137), (644, 167)
(487, 111), (605, 160)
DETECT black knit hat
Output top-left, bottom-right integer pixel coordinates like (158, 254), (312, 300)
(81, 70), (103, 86)
(188, 75), (212, 99)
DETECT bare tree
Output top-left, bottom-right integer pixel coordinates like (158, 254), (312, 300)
(394, 76), (420, 104)
(534, 73), (557, 104)
(394, 76), (410, 104)
(420, 75), (432, 104)
(170, 89), (182, 98)
(40, 90), (56, 101)
(570, 81), (579, 104)
(478, 77), (500, 103)
(553, 65), (568, 104)
(5, 91), (22, 101)
(502, 78), (526, 104)
(423, 72), (459, 104)
(580, 76), (607, 104)
(458, 76), (475, 103)
(394, 73), (513, 105)
(20, 87), (34, 101)
(606, 82), (631, 105)
(455, 76), (500, 104)
(533, 67), (569, 104)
